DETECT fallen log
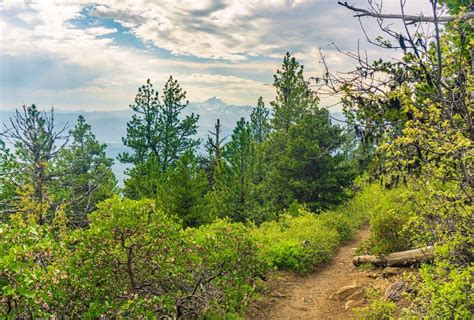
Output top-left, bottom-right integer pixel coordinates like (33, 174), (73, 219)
(352, 246), (434, 267)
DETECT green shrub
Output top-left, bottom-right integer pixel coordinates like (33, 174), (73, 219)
(318, 211), (357, 243)
(57, 198), (264, 318)
(184, 219), (267, 317)
(352, 182), (473, 319)
(413, 261), (473, 319)
(367, 207), (411, 255)
(354, 300), (398, 320)
(253, 212), (339, 273)
(354, 288), (398, 320)
(353, 183), (412, 255)
(0, 217), (66, 318)
(61, 197), (185, 318)
(251, 184), (379, 274)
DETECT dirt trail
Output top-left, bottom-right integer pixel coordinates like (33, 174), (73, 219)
(248, 225), (373, 320)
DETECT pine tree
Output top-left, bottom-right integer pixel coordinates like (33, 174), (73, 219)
(0, 139), (19, 219)
(119, 77), (199, 198)
(270, 52), (319, 132)
(156, 150), (210, 227)
(159, 76), (200, 171)
(262, 54), (354, 212)
(1, 105), (68, 224)
(210, 118), (258, 223)
(54, 115), (117, 227)
(263, 108), (355, 212)
(249, 98), (272, 219)
(203, 118), (226, 187)
(119, 79), (160, 168)
(250, 97), (271, 143)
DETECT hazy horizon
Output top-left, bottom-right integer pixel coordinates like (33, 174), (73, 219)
(0, 96), (346, 184)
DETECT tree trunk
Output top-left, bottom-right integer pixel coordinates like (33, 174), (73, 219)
(352, 246), (434, 267)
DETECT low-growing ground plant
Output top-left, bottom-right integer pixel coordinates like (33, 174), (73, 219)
(353, 287), (398, 320)
(354, 300), (398, 320)
(410, 260), (473, 319)
(251, 184), (383, 273)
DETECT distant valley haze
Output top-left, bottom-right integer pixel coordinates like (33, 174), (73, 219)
(0, 97), (345, 183)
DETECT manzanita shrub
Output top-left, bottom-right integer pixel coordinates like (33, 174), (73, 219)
(0, 197), (267, 319)
(58, 197), (266, 319)
(1, 189), (373, 318)
(182, 220), (267, 317)
(59, 197), (187, 318)
(0, 217), (67, 319)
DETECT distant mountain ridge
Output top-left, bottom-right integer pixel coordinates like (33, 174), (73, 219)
(0, 97), (345, 183)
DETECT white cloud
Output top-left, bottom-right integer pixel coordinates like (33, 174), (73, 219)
(1, 0), (28, 9)
(0, 0), (434, 111)
(92, 0), (361, 61)
(85, 26), (117, 36)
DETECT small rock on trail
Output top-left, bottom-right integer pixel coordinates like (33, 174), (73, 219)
(330, 284), (364, 302)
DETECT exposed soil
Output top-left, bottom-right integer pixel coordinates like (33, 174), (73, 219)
(247, 225), (377, 320)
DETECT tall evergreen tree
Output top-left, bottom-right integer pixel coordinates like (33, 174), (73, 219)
(119, 79), (160, 168)
(263, 54), (354, 212)
(159, 77), (200, 171)
(249, 98), (272, 217)
(156, 150), (210, 227)
(53, 116), (116, 227)
(1, 105), (68, 224)
(270, 52), (319, 131)
(210, 118), (258, 223)
(0, 140), (18, 219)
(263, 109), (355, 212)
(250, 97), (271, 143)
(203, 118), (226, 187)
(119, 77), (199, 198)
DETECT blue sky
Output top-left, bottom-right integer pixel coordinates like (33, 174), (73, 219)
(0, 0), (429, 111)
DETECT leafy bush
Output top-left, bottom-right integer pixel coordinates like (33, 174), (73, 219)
(0, 217), (66, 318)
(401, 184), (474, 319)
(184, 220), (267, 317)
(353, 183), (473, 319)
(253, 212), (340, 273)
(0, 188), (70, 319)
(354, 300), (398, 320)
(55, 198), (264, 318)
(367, 207), (411, 255)
(317, 211), (357, 243)
(354, 183), (412, 255)
(412, 261), (473, 319)
(61, 197), (186, 318)
(251, 184), (378, 273)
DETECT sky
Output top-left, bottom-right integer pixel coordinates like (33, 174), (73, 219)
(0, 0), (431, 112)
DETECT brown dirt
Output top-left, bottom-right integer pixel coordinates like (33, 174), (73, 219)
(247, 225), (376, 320)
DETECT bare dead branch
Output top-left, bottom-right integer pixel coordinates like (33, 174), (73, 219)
(337, 1), (474, 22)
